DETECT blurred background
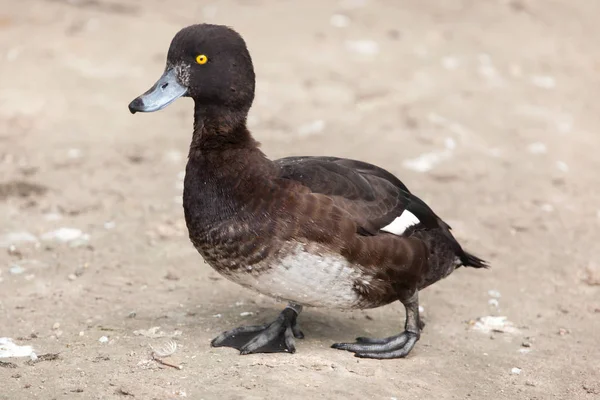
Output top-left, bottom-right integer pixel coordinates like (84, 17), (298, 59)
(0, 0), (599, 399)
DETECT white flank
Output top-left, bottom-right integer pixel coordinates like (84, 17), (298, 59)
(380, 210), (420, 235)
(230, 242), (367, 309)
(0, 337), (34, 358)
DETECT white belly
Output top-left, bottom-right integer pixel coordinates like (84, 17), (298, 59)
(228, 242), (368, 309)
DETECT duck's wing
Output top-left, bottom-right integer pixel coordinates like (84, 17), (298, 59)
(274, 156), (442, 236)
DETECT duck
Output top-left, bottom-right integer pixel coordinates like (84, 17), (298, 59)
(128, 23), (488, 359)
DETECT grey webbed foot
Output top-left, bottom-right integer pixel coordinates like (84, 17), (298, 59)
(332, 291), (422, 359)
(211, 306), (303, 354)
(332, 331), (419, 359)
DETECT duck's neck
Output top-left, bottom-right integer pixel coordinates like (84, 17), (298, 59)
(184, 103), (275, 228)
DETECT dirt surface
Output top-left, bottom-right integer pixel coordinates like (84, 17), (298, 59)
(1, 0), (599, 399)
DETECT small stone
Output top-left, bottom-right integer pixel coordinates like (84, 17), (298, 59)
(68, 274), (77, 281)
(330, 14), (350, 28)
(99, 336), (109, 343)
(164, 272), (179, 281)
(52, 322), (60, 330)
(558, 328), (569, 336)
(556, 161), (569, 172)
(488, 298), (499, 308)
(531, 75), (556, 89)
(297, 120), (326, 137)
(527, 142), (547, 154)
(441, 56), (460, 70)
(79, 331), (84, 336)
(511, 367), (522, 375)
(240, 312), (254, 317)
(67, 148), (82, 159)
(345, 40), (380, 56)
(103, 221), (116, 230)
(9, 265), (25, 275)
(7, 245), (21, 257)
(540, 204), (554, 213)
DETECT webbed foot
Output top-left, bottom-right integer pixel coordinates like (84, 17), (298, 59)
(332, 331), (419, 359)
(211, 306), (303, 354)
(332, 290), (422, 359)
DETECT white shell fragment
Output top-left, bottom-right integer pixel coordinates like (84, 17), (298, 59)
(150, 340), (178, 357)
(330, 14), (350, 28)
(0, 232), (39, 248)
(345, 40), (380, 56)
(41, 228), (90, 245)
(472, 316), (519, 334)
(0, 337), (34, 358)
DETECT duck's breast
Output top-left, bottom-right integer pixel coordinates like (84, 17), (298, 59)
(226, 241), (372, 309)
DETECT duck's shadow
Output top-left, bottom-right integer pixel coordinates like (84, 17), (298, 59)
(181, 301), (402, 343)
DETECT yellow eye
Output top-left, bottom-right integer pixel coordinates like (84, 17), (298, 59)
(196, 54), (208, 64)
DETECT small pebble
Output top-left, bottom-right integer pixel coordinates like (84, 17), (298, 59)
(488, 298), (499, 307)
(345, 40), (380, 56)
(511, 367), (522, 375)
(558, 328), (569, 336)
(9, 265), (25, 275)
(212, 314), (222, 318)
(297, 120), (326, 137)
(52, 322), (60, 330)
(68, 274), (77, 281)
(556, 161), (569, 172)
(67, 148), (82, 159)
(330, 14), (350, 28)
(527, 142), (547, 154)
(79, 331), (84, 336)
(540, 204), (554, 213)
(99, 336), (109, 343)
(104, 221), (116, 230)
(7, 245), (21, 257)
(441, 56), (460, 70)
(240, 312), (254, 317)
(531, 75), (556, 89)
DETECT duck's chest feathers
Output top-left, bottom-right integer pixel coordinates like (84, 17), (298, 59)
(225, 241), (374, 309)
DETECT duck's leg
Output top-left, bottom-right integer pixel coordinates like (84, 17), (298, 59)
(211, 303), (304, 354)
(331, 290), (422, 359)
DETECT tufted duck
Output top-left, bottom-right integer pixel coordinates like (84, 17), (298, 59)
(128, 24), (487, 359)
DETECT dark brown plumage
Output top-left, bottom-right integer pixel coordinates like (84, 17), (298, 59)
(129, 23), (487, 359)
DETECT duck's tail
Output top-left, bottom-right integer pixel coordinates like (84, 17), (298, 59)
(405, 193), (489, 269)
(459, 250), (488, 269)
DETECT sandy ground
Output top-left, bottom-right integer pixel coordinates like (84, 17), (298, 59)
(1, 0), (599, 399)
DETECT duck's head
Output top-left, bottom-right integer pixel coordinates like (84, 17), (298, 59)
(128, 24), (255, 120)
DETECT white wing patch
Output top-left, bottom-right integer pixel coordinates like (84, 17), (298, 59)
(380, 210), (420, 235)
